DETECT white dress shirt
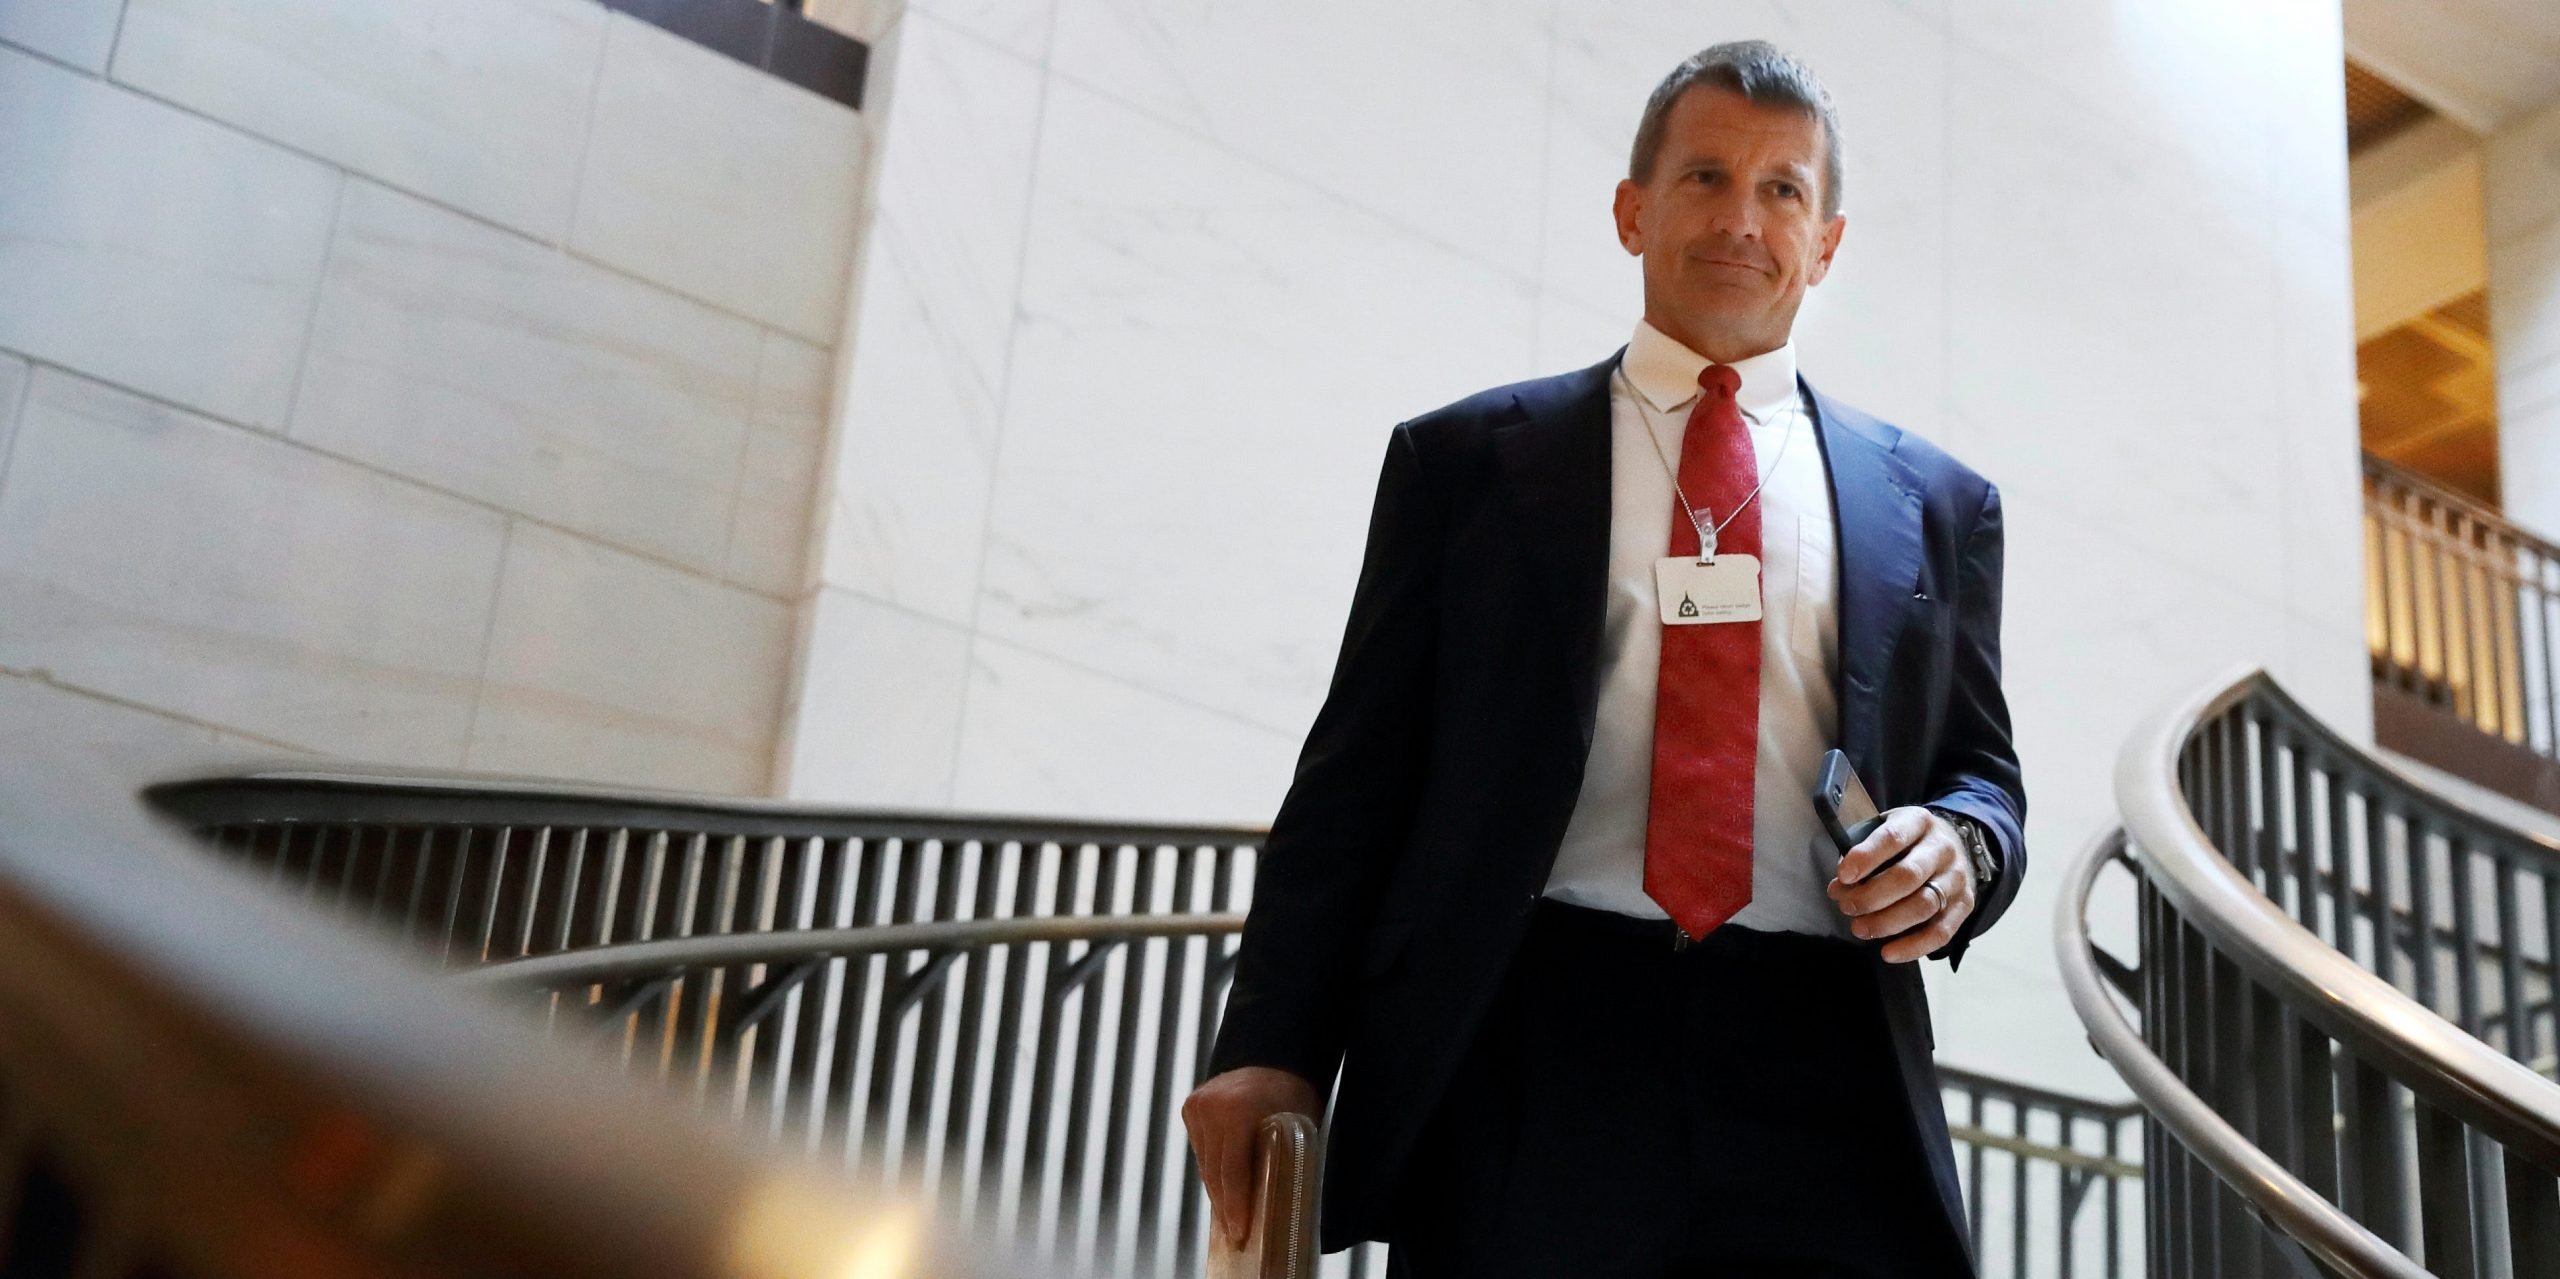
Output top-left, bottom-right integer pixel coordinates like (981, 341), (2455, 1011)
(1540, 319), (1849, 938)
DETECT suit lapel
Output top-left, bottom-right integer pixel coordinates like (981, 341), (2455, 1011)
(1807, 379), (1924, 787)
(1490, 354), (1618, 753)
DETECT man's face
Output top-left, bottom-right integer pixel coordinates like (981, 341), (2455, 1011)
(1612, 85), (1846, 360)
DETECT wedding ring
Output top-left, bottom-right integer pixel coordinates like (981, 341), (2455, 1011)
(1921, 881), (1945, 913)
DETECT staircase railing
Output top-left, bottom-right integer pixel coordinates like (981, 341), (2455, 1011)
(0, 762), (999, 1279)
(2365, 454), (2560, 808)
(151, 769), (2142, 1278)
(2061, 665), (2560, 1277)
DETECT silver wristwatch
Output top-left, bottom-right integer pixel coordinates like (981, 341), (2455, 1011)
(1928, 806), (1998, 890)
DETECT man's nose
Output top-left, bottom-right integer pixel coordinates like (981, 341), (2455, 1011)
(1703, 187), (1760, 241)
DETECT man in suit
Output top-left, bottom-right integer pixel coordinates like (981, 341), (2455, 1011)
(1182, 40), (2024, 1278)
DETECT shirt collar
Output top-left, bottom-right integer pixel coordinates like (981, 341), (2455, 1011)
(1622, 318), (1800, 423)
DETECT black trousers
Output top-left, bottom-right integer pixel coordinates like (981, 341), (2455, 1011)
(1382, 897), (1975, 1279)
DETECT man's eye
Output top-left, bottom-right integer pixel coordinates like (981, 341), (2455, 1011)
(1773, 183), (1800, 200)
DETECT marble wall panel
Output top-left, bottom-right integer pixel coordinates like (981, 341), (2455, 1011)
(2275, 220), (2368, 639)
(294, 181), (762, 575)
(0, 673), (312, 794)
(905, 0), (1049, 61)
(468, 523), (792, 793)
(975, 81), (1536, 731)
(2488, 95), (2560, 246)
(0, 0), (124, 71)
(2260, 0), (2354, 237)
(728, 332), (834, 596)
(0, 371), (504, 763)
(785, 587), (971, 804)
(112, 0), (605, 243)
(1948, 0), (2282, 194)
(0, 46), (338, 429)
(802, 0), (902, 44)
(2496, 216), (2560, 396)
(0, 351), (25, 490)
(571, 14), (868, 344)
(1533, 288), (1627, 376)
(951, 636), (1293, 826)
(1047, 0), (1550, 281)
(1945, 45), (2290, 605)
(821, 14), (1042, 624)
(2283, 612), (2374, 743)
(2495, 214), (2560, 537)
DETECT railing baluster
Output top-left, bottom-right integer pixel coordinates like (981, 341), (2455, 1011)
(2453, 838), (2485, 1041)
(2351, 1057), (2413, 1249)
(2507, 1149), (2560, 1277)
(2501, 856), (2532, 1065)
(2295, 1014), (2338, 1202)
(2181, 916), (2217, 1277)
(940, 838), (1001, 1233)
(2412, 817), (2440, 1015)
(2417, 1097), (2480, 1277)
(1137, 844), (1198, 1273)
(2211, 946), (2259, 1277)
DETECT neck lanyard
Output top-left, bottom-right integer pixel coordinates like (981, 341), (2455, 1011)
(1614, 362), (1795, 564)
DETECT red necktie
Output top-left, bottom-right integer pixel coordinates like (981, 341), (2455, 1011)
(1644, 364), (1761, 940)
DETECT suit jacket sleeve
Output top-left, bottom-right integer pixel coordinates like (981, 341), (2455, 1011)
(1922, 479), (2026, 971)
(1206, 423), (1441, 1089)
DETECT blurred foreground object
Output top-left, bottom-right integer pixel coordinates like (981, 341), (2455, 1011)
(0, 756), (1026, 1278)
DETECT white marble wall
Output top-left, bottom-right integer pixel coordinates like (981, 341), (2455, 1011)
(0, 0), (869, 793)
(802, 0), (2370, 1101)
(2493, 94), (2560, 535)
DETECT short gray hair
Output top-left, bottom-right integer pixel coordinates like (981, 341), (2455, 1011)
(1628, 41), (1844, 219)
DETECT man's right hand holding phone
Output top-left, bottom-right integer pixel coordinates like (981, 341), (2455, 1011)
(1827, 805), (1980, 963)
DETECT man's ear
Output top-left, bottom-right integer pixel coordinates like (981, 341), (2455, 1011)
(1612, 178), (1644, 256)
(1805, 211), (1847, 286)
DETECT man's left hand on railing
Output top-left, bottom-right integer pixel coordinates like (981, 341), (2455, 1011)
(1182, 1065), (1323, 1249)
(1827, 806), (1978, 963)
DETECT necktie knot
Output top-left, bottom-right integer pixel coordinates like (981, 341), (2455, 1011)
(1697, 364), (1741, 403)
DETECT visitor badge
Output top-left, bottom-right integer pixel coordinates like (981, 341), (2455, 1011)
(1655, 554), (1762, 625)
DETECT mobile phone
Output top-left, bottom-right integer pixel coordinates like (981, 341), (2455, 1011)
(1813, 749), (1884, 859)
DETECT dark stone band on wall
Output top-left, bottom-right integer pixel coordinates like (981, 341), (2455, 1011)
(604, 0), (869, 111)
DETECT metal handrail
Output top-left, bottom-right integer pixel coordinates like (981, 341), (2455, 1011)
(147, 766), (1268, 848)
(460, 912), (1247, 991)
(2366, 453), (2560, 566)
(2058, 826), (2424, 1277)
(2119, 665), (2560, 1166)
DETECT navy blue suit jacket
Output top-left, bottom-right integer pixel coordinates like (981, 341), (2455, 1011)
(1207, 351), (2028, 1254)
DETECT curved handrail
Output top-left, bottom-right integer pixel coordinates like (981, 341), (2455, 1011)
(2367, 450), (2560, 566)
(2056, 824), (2426, 1278)
(148, 767), (1268, 848)
(2117, 664), (2560, 1168)
(460, 911), (1246, 990)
